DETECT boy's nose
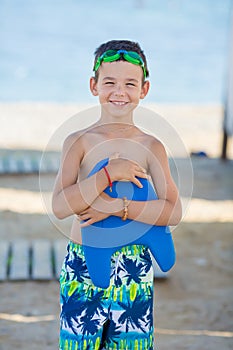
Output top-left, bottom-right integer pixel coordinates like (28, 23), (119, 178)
(114, 84), (125, 96)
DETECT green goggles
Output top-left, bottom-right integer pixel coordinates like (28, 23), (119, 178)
(93, 49), (147, 78)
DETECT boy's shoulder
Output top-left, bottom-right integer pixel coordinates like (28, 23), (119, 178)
(63, 124), (99, 146)
(138, 127), (165, 149)
(137, 129), (168, 164)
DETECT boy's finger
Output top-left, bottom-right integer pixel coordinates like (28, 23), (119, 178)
(79, 214), (90, 221)
(133, 178), (143, 188)
(138, 168), (147, 175)
(135, 171), (148, 179)
(80, 219), (92, 227)
(109, 152), (120, 160)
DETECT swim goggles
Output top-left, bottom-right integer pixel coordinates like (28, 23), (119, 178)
(93, 49), (147, 78)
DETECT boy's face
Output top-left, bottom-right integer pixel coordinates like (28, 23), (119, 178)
(90, 61), (149, 117)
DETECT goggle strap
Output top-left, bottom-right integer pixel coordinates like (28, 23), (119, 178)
(94, 50), (147, 78)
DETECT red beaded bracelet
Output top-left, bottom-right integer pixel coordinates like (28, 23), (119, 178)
(103, 166), (113, 192)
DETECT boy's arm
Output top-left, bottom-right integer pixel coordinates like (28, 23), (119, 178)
(52, 133), (111, 219)
(124, 139), (182, 226)
(80, 139), (182, 227)
(52, 133), (148, 220)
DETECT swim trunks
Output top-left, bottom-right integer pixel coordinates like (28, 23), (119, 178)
(59, 241), (154, 350)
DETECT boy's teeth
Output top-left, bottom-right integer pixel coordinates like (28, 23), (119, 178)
(112, 101), (126, 105)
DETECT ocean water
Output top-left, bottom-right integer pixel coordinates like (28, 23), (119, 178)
(0, 0), (232, 103)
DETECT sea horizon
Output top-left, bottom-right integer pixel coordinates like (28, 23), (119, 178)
(1, 0), (232, 104)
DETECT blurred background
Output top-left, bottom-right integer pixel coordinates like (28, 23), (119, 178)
(0, 1), (233, 350)
(0, 0), (232, 103)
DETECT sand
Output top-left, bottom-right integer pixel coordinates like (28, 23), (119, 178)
(0, 103), (232, 349)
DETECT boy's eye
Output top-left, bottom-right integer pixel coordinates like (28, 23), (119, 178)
(126, 83), (136, 87)
(105, 81), (114, 85)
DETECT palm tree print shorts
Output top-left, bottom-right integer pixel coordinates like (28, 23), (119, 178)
(59, 241), (154, 350)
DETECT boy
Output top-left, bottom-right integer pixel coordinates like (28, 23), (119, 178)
(52, 40), (182, 350)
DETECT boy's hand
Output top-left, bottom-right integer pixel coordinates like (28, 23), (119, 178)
(107, 157), (148, 188)
(78, 206), (110, 227)
(78, 192), (117, 227)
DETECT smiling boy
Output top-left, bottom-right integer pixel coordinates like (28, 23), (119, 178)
(53, 40), (182, 350)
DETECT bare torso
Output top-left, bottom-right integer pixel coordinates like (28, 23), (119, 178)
(69, 124), (155, 243)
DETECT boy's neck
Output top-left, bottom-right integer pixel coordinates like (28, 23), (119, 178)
(97, 123), (135, 134)
(99, 108), (135, 126)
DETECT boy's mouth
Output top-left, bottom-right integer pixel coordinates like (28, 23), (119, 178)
(109, 100), (129, 106)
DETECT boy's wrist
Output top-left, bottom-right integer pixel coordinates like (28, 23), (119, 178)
(104, 164), (117, 182)
(104, 197), (124, 217)
(99, 167), (113, 191)
(114, 198), (124, 217)
(113, 198), (130, 218)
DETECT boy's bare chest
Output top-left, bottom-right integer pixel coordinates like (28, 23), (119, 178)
(79, 134), (150, 179)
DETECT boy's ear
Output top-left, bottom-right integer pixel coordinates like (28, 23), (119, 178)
(140, 80), (150, 99)
(90, 77), (99, 96)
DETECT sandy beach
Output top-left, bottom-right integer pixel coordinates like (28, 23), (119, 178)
(0, 103), (232, 349)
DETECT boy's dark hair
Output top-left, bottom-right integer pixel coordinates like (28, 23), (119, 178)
(93, 39), (149, 81)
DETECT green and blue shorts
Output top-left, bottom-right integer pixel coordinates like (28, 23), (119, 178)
(59, 241), (154, 350)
